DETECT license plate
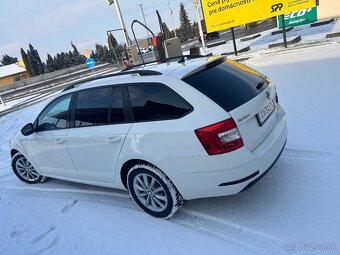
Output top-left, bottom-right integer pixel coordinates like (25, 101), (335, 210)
(256, 100), (276, 126)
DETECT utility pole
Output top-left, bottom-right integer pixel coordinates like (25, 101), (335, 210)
(167, 0), (177, 37)
(139, 4), (151, 45)
(194, 0), (206, 51)
(106, 0), (130, 47)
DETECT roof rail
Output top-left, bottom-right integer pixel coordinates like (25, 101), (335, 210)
(62, 70), (162, 92)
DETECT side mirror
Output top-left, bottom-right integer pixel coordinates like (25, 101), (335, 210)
(21, 123), (35, 136)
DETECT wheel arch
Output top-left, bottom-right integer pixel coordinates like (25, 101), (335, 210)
(10, 149), (20, 158)
(120, 159), (155, 190)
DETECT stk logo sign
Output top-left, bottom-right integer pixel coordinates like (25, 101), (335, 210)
(271, 3), (284, 13)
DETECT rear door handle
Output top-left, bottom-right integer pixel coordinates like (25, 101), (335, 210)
(106, 137), (121, 143)
(55, 138), (65, 144)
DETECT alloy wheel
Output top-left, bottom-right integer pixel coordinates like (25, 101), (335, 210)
(132, 173), (168, 212)
(15, 157), (40, 182)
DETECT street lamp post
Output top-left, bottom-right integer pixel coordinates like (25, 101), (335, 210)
(167, 0), (177, 37)
(139, 4), (150, 43)
(194, 0), (206, 51)
(106, 0), (130, 47)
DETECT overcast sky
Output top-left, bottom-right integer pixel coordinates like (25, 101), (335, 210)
(0, 0), (196, 62)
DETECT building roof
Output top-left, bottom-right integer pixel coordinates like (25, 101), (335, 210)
(0, 63), (27, 78)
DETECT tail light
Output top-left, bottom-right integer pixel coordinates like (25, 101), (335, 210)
(195, 118), (244, 155)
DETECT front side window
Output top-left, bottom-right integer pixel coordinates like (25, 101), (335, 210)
(128, 84), (192, 122)
(74, 87), (111, 127)
(37, 94), (72, 131)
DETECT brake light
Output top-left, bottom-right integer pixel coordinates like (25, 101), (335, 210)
(195, 118), (244, 155)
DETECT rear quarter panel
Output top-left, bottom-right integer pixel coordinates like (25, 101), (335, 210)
(115, 76), (230, 188)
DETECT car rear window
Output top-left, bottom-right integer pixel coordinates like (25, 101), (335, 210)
(183, 60), (269, 112)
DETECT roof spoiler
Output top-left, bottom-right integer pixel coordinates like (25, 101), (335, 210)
(122, 54), (212, 71)
(181, 56), (227, 80)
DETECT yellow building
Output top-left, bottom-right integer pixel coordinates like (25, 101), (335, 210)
(0, 61), (29, 86)
(318, 0), (340, 20)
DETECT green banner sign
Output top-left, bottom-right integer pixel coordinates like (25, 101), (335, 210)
(278, 7), (318, 29)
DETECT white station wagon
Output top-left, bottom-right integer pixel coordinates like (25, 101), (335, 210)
(10, 56), (287, 219)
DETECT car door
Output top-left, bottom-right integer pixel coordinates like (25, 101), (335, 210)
(26, 93), (78, 178)
(66, 86), (132, 183)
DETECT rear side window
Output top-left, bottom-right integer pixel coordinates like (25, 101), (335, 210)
(183, 60), (268, 112)
(128, 84), (192, 122)
(74, 87), (111, 127)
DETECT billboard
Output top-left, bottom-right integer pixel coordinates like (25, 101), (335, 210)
(277, 7), (318, 28)
(201, 0), (318, 32)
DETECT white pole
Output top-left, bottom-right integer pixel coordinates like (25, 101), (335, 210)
(139, 4), (150, 43)
(194, 0), (206, 52)
(114, 0), (130, 47)
(167, 0), (177, 37)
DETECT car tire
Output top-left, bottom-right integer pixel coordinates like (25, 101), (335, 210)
(127, 164), (183, 219)
(12, 153), (43, 184)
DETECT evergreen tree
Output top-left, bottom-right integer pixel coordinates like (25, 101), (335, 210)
(20, 48), (33, 76)
(95, 44), (105, 63)
(54, 55), (61, 71)
(71, 42), (83, 65)
(108, 49), (115, 64)
(46, 54), (55, 72)
(108, 32), (118, 50)
(192, 22), (199, 37)
(68, 50), (75, 66)
(162, 22), (172, 40)
(108, 33), (125, 64)
(1, 54), (18, 65)
(27, 50), (40, 76)
(28, 44), (45, 75)
(91, 50), (97, 62)
(59, 52), (66, 69)
(43, 62), (48, 73)
(179, 2), (192, 41)
(65, 52), (72, 68)
(103, 46), (110, 63)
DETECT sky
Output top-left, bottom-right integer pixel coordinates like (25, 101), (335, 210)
(0, 0), (197, 62)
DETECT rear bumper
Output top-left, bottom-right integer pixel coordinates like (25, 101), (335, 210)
(158, 105), (287, 200)
(241, 138), (286, 192)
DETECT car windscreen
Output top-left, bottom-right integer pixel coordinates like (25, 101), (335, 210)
(183, 60), (269, 112)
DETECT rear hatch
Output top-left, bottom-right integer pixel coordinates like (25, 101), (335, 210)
(183, 59), (277, 152)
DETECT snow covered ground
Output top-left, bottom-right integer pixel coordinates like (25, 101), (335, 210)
(193, 18), (340, 56)
(1, 44), (340, 254)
